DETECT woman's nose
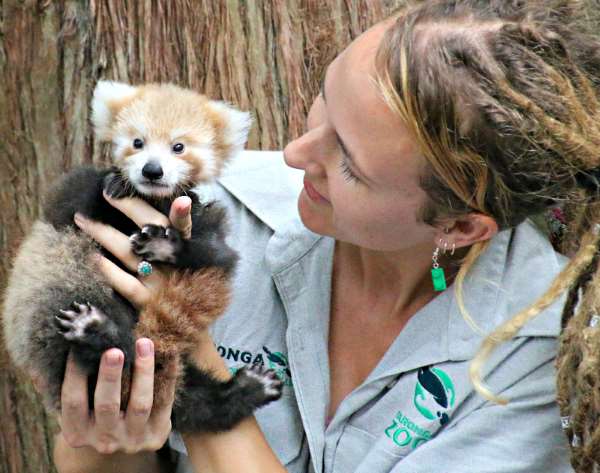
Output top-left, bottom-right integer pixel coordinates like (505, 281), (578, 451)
(283, 129), (325, 176)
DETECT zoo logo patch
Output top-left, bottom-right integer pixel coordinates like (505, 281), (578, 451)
(385, 366), (455, 450)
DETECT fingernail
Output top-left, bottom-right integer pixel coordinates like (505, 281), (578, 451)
(137, 339), (153, 358)
(102, 190), (113, 200)
(106, 350), (122, 366)
(178, 197), (191, 213)
(74, 212), (87, 226)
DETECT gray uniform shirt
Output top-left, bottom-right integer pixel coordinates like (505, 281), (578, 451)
(170, 150), (573, 472)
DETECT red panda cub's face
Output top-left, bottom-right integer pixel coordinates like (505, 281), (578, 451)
(91, 81), (251, 197)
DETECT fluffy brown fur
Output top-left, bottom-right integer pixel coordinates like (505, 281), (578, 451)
(137, 268), (231, 407)
(3, 222), (113, 408)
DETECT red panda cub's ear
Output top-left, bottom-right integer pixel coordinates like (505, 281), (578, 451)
(91, 81), (139, 141)
(208, 101), (253, 156)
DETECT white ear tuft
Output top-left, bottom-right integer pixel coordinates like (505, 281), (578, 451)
(91, 81), (138, 141)
(210, 101), (253, 153)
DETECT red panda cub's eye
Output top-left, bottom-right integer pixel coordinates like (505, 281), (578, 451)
(133, 138), (144, 149)
(172, 143), (185, 154)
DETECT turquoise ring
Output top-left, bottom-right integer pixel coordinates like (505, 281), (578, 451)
(137, 260), (153, 277)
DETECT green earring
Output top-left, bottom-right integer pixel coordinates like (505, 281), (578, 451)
(431, 245), (447, 292)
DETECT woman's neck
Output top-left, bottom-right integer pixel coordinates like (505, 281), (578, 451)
(333, 239), (447, 322)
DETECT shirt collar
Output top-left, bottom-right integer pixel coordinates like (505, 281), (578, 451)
(447, 220), (567, 361)
(218, 150), (305, 234)
(218, 150), (323, 273)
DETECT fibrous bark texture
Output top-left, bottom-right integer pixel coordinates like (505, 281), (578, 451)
(0, 1), (403, 472)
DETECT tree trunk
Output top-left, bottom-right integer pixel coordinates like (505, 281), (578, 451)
(0, 1), (403, 471)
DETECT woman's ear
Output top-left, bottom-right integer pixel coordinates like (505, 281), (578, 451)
(436, 213), (499, 250)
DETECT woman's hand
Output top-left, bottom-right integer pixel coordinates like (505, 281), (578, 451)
(59, 340), (175, 454)
(74, 193), (193, 307)
(55, 194), (192, 456)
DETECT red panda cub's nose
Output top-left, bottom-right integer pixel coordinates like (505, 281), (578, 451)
(142, 161), (164, 180)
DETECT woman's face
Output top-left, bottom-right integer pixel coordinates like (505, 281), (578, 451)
(284, 22), (439, 252)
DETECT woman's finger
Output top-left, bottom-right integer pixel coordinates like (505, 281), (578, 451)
(125, 339), (155, 437)
(75, 213), (140, 272)
(169, 196), (192, 239)
(59, 352), (91, 447)
(93, 349), (125, 434)
(95, 255), (150, 308)
(103, 192), (170, 229)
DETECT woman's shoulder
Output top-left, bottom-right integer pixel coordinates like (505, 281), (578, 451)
(449, 220), (569, 356)
(499, 220), (569, 337)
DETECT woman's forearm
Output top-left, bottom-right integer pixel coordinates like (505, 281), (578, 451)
(53, 433), (171, 473)
(182, 332), (286, 473)
(183, 418), (286, 473)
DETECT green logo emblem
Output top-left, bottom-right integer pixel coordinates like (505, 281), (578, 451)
(414, 366), (455, 426)
(263, 346), (292, 387)
(385, 366), (456, 450)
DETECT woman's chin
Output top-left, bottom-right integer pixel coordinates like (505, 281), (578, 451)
(297, 192), (333, 237)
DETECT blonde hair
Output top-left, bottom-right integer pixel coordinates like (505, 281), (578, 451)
(376, 1), (600, 468)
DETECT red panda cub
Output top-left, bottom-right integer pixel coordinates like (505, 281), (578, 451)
(2, 81), (282, 433)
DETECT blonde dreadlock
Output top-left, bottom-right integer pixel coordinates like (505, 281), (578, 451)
(375, 1), (600, 469)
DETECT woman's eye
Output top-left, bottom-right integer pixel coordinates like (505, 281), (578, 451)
(339, 156), (359, 184)
(133, 138), (144, 149)
(172, 143), (185, 154)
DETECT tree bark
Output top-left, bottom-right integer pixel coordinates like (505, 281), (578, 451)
(0, 1), (403, 471)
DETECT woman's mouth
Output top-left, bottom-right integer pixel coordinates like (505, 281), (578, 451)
(304, 177), (330, 204)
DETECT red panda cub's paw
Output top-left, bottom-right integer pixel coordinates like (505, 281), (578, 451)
(55, 301), (109, 342)
(54, 300), (134, 368)
(130, 224), (182, 264)
(234, 364), (284, 404)
(103, 170), (133, 199)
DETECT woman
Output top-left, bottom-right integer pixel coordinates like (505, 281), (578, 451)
(53, 1), (598, 471)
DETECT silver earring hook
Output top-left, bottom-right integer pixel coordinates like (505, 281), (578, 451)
(432, 246), (440, 269)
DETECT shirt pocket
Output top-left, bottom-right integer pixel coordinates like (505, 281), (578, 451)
(255, 390), (304, 466)
(332, 424), (405, 473)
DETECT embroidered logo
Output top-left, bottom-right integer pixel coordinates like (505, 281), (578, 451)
(413, 366), (455, 426)
(263, 346), (292, 387)
(216, 343), (292, 387)
(385, 411), (432, 450)
(385, 366), (456, 450)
